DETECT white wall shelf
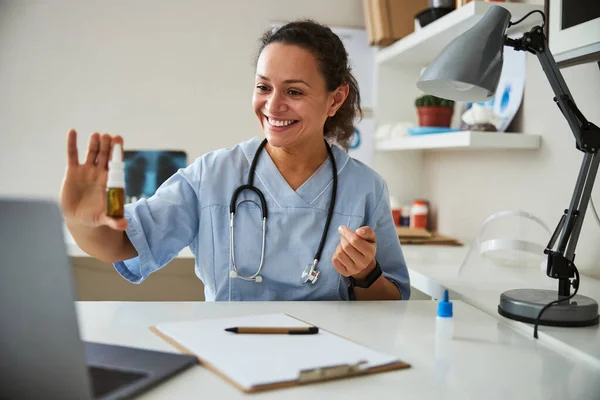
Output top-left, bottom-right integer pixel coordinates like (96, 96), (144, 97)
(371, 1), (544, 203)
(375, 131), (541, 151)
(376, 1), (544, 68)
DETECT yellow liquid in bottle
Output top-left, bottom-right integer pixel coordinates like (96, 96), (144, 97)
(106, 187), (125, 218)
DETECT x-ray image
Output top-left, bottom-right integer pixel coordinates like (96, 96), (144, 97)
(124, 150), (187, 203)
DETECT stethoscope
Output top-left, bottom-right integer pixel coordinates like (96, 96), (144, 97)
(229, 138), (337, 285)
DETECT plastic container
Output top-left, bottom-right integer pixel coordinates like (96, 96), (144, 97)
(400, 206), (411, 226)
(389, 196), (402, 226)
(435, 289), (453, 380)
(410, 200), (429, 229)
(391, 210), (401, 226)
(436, 289), (454, 340)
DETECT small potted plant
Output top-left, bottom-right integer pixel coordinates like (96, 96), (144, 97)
(415, 94), (455, 127)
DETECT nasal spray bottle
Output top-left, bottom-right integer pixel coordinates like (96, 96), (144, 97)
(435, 290), (453, 379)
(106, 143), (125, 218)
(436, 289), (454, 339)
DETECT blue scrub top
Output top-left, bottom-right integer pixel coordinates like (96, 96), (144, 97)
(114, 137), (410, 301)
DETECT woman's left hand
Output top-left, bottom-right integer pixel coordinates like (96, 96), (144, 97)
(332, 225), (377, 279)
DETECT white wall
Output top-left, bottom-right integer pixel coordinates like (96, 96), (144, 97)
(0, 0), (365, 199)
(419, 0), (600, 278)
(4, 0), (600, 280)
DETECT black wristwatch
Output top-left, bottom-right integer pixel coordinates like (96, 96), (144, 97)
(349, 260), (382, 289)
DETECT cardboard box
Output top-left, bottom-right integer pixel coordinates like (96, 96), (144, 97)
(363, 0), (429, 47)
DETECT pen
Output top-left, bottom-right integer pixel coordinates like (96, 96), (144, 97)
(224, 326), (319, 335)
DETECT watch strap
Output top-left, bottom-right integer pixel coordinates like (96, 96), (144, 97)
(349, 260), (382, 289)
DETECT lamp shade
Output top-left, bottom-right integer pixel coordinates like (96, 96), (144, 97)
(417, 6), (512, 102)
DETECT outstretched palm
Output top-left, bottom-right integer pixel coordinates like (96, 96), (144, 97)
(60, 129), (127, 231)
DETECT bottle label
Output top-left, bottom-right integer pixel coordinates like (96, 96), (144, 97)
(411, 214), (428, 229)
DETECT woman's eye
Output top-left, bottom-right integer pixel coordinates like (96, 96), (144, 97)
(288, 89), (302, 96)
(256, 85), (270, 92)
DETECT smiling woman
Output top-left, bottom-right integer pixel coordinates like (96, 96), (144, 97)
(254, 21), (361, 153)
(61, 20), (410, 302)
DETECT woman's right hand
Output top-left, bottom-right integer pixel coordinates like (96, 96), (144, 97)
(60, 129), (128, 231)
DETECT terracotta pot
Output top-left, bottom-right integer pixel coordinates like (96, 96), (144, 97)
(417, 106), (454, 127)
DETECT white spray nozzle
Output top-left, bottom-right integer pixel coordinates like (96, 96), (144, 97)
(107, 143), (125, 188)
(112, 143), (123, 163)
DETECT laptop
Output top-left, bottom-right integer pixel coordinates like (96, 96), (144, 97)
(0, 198), (197, 399)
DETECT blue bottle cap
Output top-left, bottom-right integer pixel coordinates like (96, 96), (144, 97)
(437, 289), (453, 318)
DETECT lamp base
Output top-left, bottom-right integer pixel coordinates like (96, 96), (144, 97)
(498, 289), (599, 327)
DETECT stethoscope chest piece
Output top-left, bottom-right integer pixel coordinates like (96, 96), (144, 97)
(301, 260), (320, 284)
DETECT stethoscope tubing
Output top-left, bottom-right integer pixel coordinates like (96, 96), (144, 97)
(229, 138), (337, 283)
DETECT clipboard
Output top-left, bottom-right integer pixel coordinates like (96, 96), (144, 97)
(149, 313), (410, 393)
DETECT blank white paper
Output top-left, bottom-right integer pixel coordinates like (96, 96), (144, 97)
(154, 313), (400, 390)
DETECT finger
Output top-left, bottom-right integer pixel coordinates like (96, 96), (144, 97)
(331, 255), (350, 276)
(356, 226), (376, 243)
(335, 246), (357, 274)
(100, 215), (128, 231)
(84, 133), (100, 165)
(340, 235), (367, 265)
(96, 133), (112, 168)
(66, 129), (79, 167)
(338, 225), (371, 256)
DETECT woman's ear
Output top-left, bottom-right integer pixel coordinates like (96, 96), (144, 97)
(327, 83), (350, 117)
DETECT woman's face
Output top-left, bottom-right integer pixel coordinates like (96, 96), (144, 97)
(253, 43), (347, 150)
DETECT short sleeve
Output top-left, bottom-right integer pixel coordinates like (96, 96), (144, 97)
(113, 160), (201, 283)
(367, 183), (411, 300)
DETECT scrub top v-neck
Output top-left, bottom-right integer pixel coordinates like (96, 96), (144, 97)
(114, 137), (410, 301)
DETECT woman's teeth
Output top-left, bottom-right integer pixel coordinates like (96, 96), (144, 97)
(268, 117), (296, 127)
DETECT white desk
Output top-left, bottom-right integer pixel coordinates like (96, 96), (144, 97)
(67, 230), (600, 367)
(402, 246), (600, 367)
(77, 301), (600, 400)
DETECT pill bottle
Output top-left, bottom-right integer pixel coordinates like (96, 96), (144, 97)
(400, 206), (411, 226)
(389, 196), (402, 226)
(410, 200), (428, 229)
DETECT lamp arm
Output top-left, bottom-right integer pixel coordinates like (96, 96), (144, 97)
(505, 26), (600, 297)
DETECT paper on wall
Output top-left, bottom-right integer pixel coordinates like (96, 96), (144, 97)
(464, 41), (526, 132)
(348, 117), (375, 168)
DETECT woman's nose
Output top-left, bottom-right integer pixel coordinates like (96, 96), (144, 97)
(266, 92), (287, 113)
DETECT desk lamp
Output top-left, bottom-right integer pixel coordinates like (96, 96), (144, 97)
(417, 6), (600, 337)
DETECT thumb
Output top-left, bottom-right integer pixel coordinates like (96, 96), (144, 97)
(356, 226), (376, 242)
(100, 215), (128, 231)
